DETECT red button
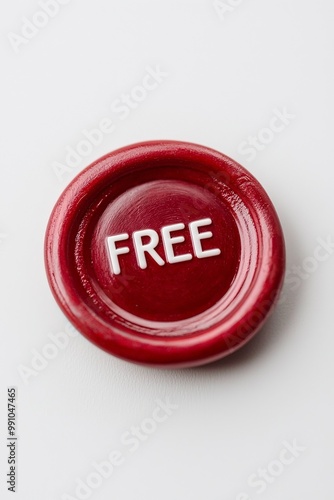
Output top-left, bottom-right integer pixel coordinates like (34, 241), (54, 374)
(45, 141), (285, 367)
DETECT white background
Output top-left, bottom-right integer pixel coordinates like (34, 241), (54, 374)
(1, 1), (334, 499)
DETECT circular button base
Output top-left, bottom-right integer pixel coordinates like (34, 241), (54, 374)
(45, 141), (285, 367)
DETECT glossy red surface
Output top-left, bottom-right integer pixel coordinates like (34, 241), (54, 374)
(45, 141), (285, 367)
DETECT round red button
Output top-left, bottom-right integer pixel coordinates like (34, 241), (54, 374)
(45, 141), (285, 367)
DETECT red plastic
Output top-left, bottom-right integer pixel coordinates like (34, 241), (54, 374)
(45, 141), (285, 367)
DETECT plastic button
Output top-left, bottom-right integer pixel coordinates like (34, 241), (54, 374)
(45, 141), (285, 367)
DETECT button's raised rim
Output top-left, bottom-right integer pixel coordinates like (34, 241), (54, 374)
(44, 140), (285, 367)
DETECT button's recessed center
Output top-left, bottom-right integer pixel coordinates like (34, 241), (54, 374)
(90, 179), (241, 322)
